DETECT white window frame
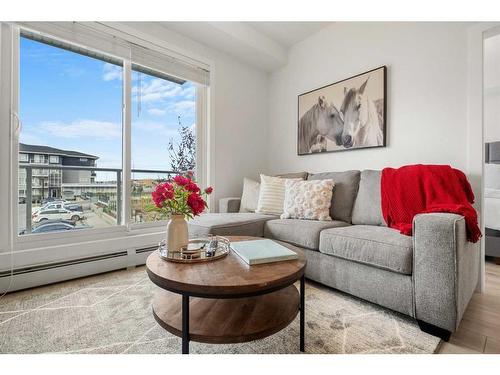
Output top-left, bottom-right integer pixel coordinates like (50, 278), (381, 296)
(5, 22), (211, 260)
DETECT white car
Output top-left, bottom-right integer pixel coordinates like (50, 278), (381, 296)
(32, 207), (84, 223)
(40, 201), (69, 210)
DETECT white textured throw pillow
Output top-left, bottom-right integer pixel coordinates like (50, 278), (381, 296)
(239, 178), (260, 213)
(256, 175), (301, 215)
(281, 179), (335, 221)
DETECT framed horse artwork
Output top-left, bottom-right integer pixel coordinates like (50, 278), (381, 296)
(297, 66), (386, 155)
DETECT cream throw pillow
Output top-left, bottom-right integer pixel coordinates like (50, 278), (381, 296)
(281, 179), (335, 221)
(239, 178), (260, 213)
(256, 175), (301, 215)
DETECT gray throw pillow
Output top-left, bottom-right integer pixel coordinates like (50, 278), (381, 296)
(308, 170), (361, 223)
(276, 171), (308, 179)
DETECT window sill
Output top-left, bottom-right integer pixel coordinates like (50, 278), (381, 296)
(14, 222), (167, 249)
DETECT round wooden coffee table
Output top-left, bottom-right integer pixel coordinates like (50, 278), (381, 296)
(146, 236), (307, 354)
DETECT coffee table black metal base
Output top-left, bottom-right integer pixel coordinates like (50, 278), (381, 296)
(151, 274), (306, 354)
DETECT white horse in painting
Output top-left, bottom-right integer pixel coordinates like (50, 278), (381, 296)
(298, 95), (345, 154)
(339, 77), (383, 148)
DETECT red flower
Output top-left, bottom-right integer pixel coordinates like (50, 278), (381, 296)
(152, 182), (174, 207)
(185, 181), (200, 193)
(173, 175), (190, 186)
(187, 192), (206, 216)
(163, 188), (174, 200)
(204, 186), (213, 194)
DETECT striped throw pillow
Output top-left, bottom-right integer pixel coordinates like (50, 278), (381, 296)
(256, 174), (301, 215)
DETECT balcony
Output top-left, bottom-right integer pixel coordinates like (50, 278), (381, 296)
(32, 169), (49, 176)
(19, 164), (178, 234)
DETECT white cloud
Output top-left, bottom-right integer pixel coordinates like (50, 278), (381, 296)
(181, 84), (196, 99)
(133, 121), (178, 137)
(40, 120), (122, 140)
(132, 79), (183, 103)
(169, 100), (196, 115)
(147, 108), (167, 116)
(19, 132), (43, 145)
(102, 63), (122, 82)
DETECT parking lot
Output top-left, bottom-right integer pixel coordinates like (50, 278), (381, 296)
(17, 200), (117, 234)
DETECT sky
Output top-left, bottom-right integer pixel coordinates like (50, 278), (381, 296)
(19, 37), (196, 181)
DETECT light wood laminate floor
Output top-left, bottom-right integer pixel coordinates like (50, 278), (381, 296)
(439, 260), (500, 353)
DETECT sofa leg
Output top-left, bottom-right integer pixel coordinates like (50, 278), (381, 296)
(417, 320), (451, 341)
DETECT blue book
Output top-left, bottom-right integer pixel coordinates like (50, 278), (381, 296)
(231, 239), (298, 265)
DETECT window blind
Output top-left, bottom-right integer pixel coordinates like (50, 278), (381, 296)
(18, 22), (130, 61)
(18, 22), (210, 86)
(130, 43), (209, 86)
(20, 28), (124, 67)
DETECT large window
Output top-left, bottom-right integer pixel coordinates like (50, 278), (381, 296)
(130, 67), (197, 223)
(15, 24), (208, 237)
(19, 33), (123, 235)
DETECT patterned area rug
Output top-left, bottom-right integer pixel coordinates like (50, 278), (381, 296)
(0, 266), (440, 354)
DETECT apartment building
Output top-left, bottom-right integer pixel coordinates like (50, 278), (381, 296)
(19, 143), (98, 201)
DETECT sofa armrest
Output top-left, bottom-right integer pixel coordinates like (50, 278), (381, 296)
(219, 197), (241, 213)
(413, 213), (480, 332)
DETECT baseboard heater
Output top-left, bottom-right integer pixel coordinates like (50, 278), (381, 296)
(136, 246), (157, 254)
(0, 250), (128, 278)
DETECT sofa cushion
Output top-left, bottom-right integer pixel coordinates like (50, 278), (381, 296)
(239, 178), (260, 213)
(256, 175), (302, 215)
(307, 170), (361, 223)
(351, 170), (386, 226)
(264, 219), (350, 250)
(319, 225), (413, 275)
(239, 172), (308, 213)
(281, 179), (335, 221)
(189, 213), (277, 238)
(276, 171), (308, 179)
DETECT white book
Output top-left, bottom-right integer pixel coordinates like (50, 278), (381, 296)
(231, 239), (299, 265)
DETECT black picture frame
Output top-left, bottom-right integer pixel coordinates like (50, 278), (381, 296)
(297, 65), (387, 156)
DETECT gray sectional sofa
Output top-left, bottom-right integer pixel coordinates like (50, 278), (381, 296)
(188, 170), (480, 340)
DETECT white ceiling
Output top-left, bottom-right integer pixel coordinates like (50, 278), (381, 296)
(247, 22), (332, 48)
(160, 22), (332, 72)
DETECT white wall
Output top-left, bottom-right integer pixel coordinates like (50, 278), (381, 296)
(267, 22), (472, 175)
(484, 33), (500, 143)
(120, 23), (270, 206)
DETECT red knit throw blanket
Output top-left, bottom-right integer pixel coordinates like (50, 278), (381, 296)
(381, 164), (481, 243)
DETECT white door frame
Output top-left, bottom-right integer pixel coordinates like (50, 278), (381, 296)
(467, 22), (500, 293)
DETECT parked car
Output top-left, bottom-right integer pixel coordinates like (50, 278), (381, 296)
(32, 207), (84, 223)
(40, 201), (65, 207)
(39, 201), (71, 211)
(64, 203), (83, 212)
(19, 220), (91, 235)
(42, 197), (66, 205)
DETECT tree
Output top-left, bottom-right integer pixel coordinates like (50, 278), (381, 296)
(168, 116), (196, 173)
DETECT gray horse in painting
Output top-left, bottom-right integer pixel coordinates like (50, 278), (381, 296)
(340, 77), (383, 148)
(298, 96), (344, 154)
